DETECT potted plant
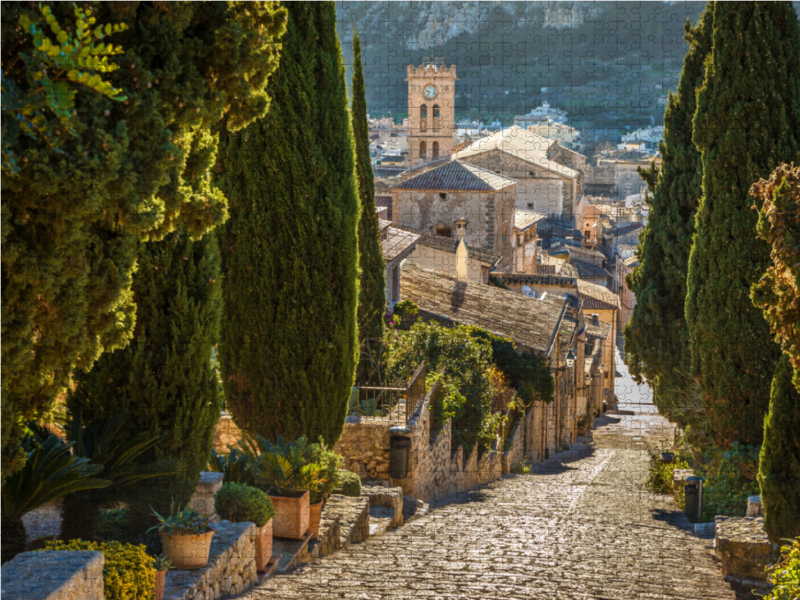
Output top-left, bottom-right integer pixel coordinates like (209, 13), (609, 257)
(148, 503), (214, 570)
(252, 436), (325, 540)
(306, 439), (343, 539)
(214, 482), (276, 572)
(152, 555), (171, 600)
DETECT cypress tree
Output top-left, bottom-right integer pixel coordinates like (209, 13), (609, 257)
(67, 229), (223, 510)
(623, 7), (712, 426)
(757, 354), (800, 543)
(351, 23), (387, 378)
(1, 2), (287, 479)
(218, 2), (360, 444)
(685, 2), (800, 446)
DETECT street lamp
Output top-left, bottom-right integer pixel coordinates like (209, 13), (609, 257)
(565, 349), (576, 369)
(599, 363), (605, 375)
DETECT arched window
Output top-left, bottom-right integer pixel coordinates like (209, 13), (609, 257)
(433, 104), (440, 131)
(432, 141), (439, 158)
(420, 104), (428, 119)
(433, 104), (440, 118)
(419, 141), (427, 158)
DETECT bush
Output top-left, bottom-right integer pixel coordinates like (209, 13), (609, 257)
(307, 438), (344, 504)
(334, 470), (362, 497)
(37, 539), (155, 600)
(764, 537), (800, 600)
(215, 483), (275, 527)
(645, 452), (690, 495)
(698, 442), (761, 521)
(97, 508), (130, 541)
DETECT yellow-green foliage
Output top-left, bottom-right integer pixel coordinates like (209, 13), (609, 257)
(37, 540), (155, 600)
(645, 452), (690, 496)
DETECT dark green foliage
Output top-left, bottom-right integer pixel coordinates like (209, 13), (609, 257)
(1, 1), (287, 480)
(1, 435), (110, 563)
(751, 165), (800, 394)
(214, 482), (275, 527)
(209, 448), (256, 487)
(217, 3), (360, 444)
(645, 453), (691, 495)
(464, 326), (554, 405)
(385, 321), (496, 451)
(698, 442), (761, 521)
(351, 24), (386, 377)
(68, 229), (224, 514)
(685, 2), (800, 446)
(393, 300), (420, 331)
(758, 355), (800, 543)
(60, 410), (176, 541)
(623, 8), (712, 431)
(333, 470), (362, 497)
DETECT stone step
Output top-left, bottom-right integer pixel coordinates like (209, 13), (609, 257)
(402, 495), (430, 523)
(361, 483), (404, 528)
(368, 506), (395, 537)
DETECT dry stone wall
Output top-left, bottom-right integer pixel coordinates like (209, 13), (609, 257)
(1, 550), (104, 600)
(334, 417), (392, 480)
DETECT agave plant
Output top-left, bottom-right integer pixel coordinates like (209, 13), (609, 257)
(208, 447), (255, 487)
(59, 410), (177, 541)
(148, 502), (212, 537)
(1, 435), (111, 563)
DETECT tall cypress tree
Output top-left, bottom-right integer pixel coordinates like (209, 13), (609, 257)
(623, 8), (712, 426)
(218, 2), (360, 444)
(685, 2), (800, 446)
(351, 23), (386, 379)
(757, 353), (800, 543)
(67, 229), (224, 511)
(1, 2), (287, 479)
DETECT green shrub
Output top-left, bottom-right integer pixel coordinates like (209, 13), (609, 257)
(97, 508), (130, 542)
(334, 470), (362, 497)
(215, 483), (275, 527)
(764, 537), (800, 600)
(38, 540), (155, 600)
(698, 442), (761, 521)
(307, 439), (344, 504)
(644, 452), (690, 495)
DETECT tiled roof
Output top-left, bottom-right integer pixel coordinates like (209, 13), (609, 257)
(400, 262), (569, 356)
(394, 160), (517, 192)
(611, 222), (644, 237)
(577, 279), (620, 311)
(494, 271), (577, 288)
(382, 227), (420, 267)
(623, 255), (639, 267)
(550, 242), (606, 261)
(394, 224), (501, 266)
(585, 318), (612, 341)
(456, 126), (581, 180)
(572, 259), (611, 281)
(514, 209), (548, 232)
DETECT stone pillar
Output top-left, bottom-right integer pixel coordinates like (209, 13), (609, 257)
(2, 550), (104, 600)
(189, 471), (225, 520)
(746, 495), (765, 517)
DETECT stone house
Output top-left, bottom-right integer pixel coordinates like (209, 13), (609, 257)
(455, 126), (585, 217)
(392, 160), (517, 269)
(399, 262), (583, 456)
(380, 219), (420, 311)
(604, 222), (644, 259)
(394, 224), (501, 285)
(576, 279), (620, 409)
(613, 245), (639, 331)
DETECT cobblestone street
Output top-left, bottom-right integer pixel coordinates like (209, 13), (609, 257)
(245, 443), (736, 600)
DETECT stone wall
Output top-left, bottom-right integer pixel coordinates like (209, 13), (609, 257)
(189, 471), (225, 521)
(393, 385), (503, 504)
(213, 413), (243, 453)
(2, 550), (104, 600)
(334, 417), (393, 480)
(714, 516), (774, 583)
(163, 522), (258, 600)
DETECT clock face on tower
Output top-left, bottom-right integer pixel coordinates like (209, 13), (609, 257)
(423, 85), (436, 99)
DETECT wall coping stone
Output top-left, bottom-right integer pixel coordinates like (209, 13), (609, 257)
(1, 550), (104, 600)
(714, 516), (774, 582)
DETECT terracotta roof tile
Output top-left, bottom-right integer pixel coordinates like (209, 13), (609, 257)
(395, 160), (517, 192)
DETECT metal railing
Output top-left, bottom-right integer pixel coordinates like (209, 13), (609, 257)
(349, 361), (427, 423)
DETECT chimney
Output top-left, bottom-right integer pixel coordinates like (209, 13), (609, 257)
(455, 238), (470, 281)
(592, 313), (600, 326)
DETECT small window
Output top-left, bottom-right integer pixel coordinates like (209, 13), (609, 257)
(439, 192), (447, 200)
(527, 202), (534, 209)
(434, 226), (452, 238)
(494, 170), (500, 174)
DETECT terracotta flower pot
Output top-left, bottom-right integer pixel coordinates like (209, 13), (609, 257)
(154, 569), (167, 600)
(267, 490), (309, 539)
(253, 519), (273, 572)
(308, 501), (323, 539)
(159, 530), (214, 570)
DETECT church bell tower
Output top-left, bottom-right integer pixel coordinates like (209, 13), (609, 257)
(406, 57), (457, 169)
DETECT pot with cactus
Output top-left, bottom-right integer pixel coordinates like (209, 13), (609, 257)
(251, 436), (327, 540)
(214, 482), (276, 572)
(148, 503), (214, 570)
(152, 555), (172, 600)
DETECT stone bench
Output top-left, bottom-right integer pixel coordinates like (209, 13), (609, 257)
(714, 516), (775, 582)
(1, 550), (104, 600)
(361, 483), (404, 533)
